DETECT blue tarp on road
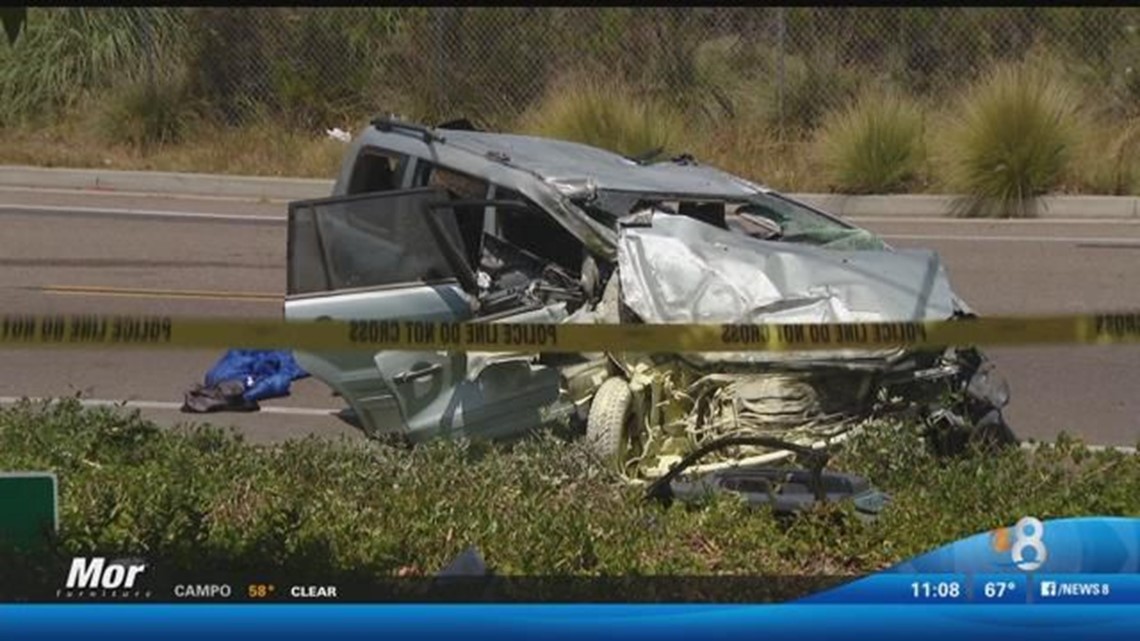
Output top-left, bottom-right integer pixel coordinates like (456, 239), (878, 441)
(204, 349), (310, 403)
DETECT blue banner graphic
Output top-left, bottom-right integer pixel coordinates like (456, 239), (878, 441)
(2, 517), (1140, 639)
(3, 604), (1140, 641)
(800, 516), (1140, 604)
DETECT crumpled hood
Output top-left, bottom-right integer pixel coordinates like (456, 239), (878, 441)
(616, 215), (958, 366)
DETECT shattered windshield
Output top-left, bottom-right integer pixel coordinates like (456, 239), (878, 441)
(741, 193), (887, 251)
(589, 190), (887, 251)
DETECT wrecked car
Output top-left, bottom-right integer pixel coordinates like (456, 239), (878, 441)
(284, 117), (1016, 481)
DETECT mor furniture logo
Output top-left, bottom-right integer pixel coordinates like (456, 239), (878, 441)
(56, 557), (152, 599)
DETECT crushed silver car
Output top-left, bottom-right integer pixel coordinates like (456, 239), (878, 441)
(284, 118), (1015, 479)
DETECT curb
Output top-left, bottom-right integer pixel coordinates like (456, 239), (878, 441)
(3, 165), (1139, 219)
(794, 193), (1140, 220)
(0, 166), (333, 202)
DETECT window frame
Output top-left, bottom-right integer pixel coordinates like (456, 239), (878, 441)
(286, 188), (465, 298)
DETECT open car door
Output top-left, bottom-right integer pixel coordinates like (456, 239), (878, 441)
(285, 187), (564, 443)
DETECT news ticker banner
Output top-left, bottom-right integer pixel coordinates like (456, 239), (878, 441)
(2, 517), (1139, 606)
(1, 311), (1139, 353)
(5, 519), (1140, 641)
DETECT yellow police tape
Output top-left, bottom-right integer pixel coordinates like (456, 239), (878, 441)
(2, 311), (1140, 353)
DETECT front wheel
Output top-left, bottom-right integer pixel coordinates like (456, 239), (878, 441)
(585, 377), (636, 466)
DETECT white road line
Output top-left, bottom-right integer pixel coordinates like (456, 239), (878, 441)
(0, 397), (340, 416)
(0, 185), (293, 204)
(0, 203), (282, 223)
(883, 233), (1140, 244)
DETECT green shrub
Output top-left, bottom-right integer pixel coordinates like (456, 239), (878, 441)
(0, 8), (182, 126)
(99, 72), (195, 149)
(516, 75), (683, 159)
(815, 88), (926, 193)
(183, 8), (397, 129)
(940, 62), (1081, 217)
(392, 8), (565, 128)
(2, 399), (1139, 587)
(713, 48), (865, 138)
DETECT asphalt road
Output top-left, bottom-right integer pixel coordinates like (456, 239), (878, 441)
(2, 187), (1138, 446)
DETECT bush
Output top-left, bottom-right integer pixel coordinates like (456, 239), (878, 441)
(99, 71), (195, 149)
(1070, 118), (1140, 195)
(690, 120), (817, 192)
(0, 8), (182, 126)
(939, 62), (1082, 217)
(182, 8), (409, 129)
(814, 88), (926, 193)
(775, 51), (866, 136)
(2, 399), (1139, 587)
(644, 29), (866, 138)
(515, 75), (683, 159)
(392, 8), (564, 128)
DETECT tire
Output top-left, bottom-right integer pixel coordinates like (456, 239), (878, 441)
(586, 377), (635, 464)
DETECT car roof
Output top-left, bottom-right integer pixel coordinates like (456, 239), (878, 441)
(359, 122), (776, 199)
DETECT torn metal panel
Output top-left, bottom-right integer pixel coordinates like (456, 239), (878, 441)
(616, 214), (957, 366)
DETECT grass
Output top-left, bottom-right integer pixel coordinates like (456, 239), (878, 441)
(814, 87), (927, 194)
(937, 62), (1083, 217)
(2, 53), (1140, 199)
(516, 75), (684, 160)
(1, 399), (1138, 587)
(4, 9), (1140, 200)
(0, 107), (347, 178)
(689, 119), (818, 192)
(1069, 117), (1140, 195)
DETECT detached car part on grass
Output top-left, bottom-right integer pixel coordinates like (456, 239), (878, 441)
(643, 435), (890, 519)
(283, 117), (1017, 487)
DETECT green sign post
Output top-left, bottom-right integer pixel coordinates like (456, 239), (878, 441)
(0, 472), (59, 549)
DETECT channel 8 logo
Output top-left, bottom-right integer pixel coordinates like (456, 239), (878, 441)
(991, 516), (1048, 571)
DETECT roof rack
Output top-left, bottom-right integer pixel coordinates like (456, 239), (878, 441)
(370, 117), (445, 144)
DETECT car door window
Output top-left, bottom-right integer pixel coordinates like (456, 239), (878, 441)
(287, 188), (465, 296)
(346, 148), (409, 194)
(414, 163), (489, 268)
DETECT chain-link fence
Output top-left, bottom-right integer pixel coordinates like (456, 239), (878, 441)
(4, 7), (1140, 133)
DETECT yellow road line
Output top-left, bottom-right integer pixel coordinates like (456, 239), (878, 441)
(40, 285), (281, 302)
